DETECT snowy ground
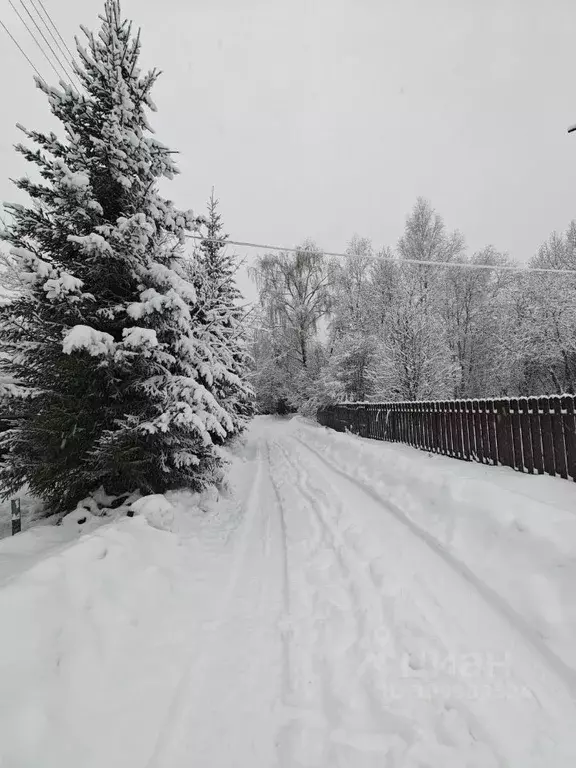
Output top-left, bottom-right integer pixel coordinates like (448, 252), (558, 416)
(1, 416), (576, 767)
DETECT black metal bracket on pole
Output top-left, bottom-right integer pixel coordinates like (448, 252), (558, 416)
(11, 498), (21, 535)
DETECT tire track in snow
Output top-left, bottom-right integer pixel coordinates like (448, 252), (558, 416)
(262, 438), (294, 726)
(272, 437), (388, 660)
(270, 441), (481, 764)
(266, 439), (330, 736)
(270, 438), (507, 767)
(144, 438), (268, 768)
(269, 437), (384, 763)
(290, 431), (576, 702)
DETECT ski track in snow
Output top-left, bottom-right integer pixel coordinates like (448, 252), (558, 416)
(2, 416), (576, 767)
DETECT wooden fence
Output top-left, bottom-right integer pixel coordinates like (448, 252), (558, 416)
(317, 397), (576, 481)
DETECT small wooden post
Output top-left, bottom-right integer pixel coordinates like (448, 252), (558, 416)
(11, 498), (21, 536)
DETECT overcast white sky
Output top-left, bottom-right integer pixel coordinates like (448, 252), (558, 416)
(1, 0), (576, 300)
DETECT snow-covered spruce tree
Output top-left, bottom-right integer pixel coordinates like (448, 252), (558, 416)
(0, 0), (234, 512)
(193, 191), (253, 438)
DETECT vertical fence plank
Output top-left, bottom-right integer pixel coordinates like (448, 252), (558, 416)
(418, 402), (425, 449)
(453, 401), (463, 459)
(485, 399), (498, 465)
(383, 407), (390, 441)
(471, 400), (482, 462)
(540, 397), (556, 476)
(449, 401), (456, 457)
(382, 405), (389, 441)
(452, 401), (460, 457)
(562, 396), (576, 481)
(415, 402), (422, 449)
(407, 402), (415, 447)
(519, 397), (533, 474)
(494, 400), (510, 469)
(451, 401), (459, 457)
(437, 402), (445, 455)
(441, 402), (449, 455)
(459, 401), (467, 459)
(390, 404), (396, 442)
(528, 397), (544, 474)
(460, 401), (467, 457)
(429, 402), (436, 452)
(478, 399), (490, 464)
(440, 401), (447, 454)
(423, 404), (433, 451)
(551, 397), (568, 479)
(461, 401), (472, 460)
(402, 403), (408, 444)
(449, 401), (456, 456)
(445, 401), (452, 455)
(447, 401), (456, 457)
(473, 400), (481, 462)
(470, 399), (479, 460)
(414, 402), (420, 447)
(432, 402), (438, 453)
(468, 400), (477, 460)
(510, 398), (524, 472)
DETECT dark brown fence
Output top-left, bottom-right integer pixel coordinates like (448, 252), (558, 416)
(317, 397), (576, 481)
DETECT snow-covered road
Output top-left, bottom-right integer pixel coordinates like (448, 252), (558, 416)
(2, 416), (576, 767)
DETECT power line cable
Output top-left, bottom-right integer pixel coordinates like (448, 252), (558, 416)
(188, 236), (576, 275)
(17, 0), (76, 89)
(0, 16), (45, 81)
(34, 0), (76, 64)
(8, 0), (64, 85)
(29, 0), (82, 87)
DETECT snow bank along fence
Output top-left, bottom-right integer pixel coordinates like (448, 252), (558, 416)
(317, 397), (576, 481)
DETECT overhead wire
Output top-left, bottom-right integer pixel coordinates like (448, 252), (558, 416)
(16, 0), (77, 90)
(0, 16), (45, 81)
(34, 0), (76, 62)
(188, 236), (576, 276)
(28, 0), (82, 87)
(8, 0), (65, 85)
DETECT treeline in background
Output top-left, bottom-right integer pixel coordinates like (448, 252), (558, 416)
(249, 198), (576, 414)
